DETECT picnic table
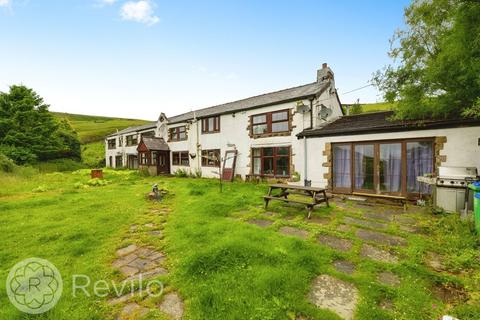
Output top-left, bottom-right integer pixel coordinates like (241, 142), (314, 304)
(263, 183), (330, 218)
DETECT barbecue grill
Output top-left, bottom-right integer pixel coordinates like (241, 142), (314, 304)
(435, 166), (479, 214)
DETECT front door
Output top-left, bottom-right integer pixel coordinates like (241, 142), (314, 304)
(157, 151), (170, 175)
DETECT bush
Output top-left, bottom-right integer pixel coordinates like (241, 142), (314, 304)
(174, 168), (189, 177)
(0, 153), (16, 172)
(0, 145), (37, 165)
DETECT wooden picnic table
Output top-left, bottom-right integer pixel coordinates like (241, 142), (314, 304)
(263, 183), (330, 218)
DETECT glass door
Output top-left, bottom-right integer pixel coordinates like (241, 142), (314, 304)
(378, 143), (403, 195)
(353, 144), (375, 193)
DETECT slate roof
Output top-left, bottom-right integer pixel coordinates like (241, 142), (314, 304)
(298, 111), (480, 138)
(107, 122), (157, 137)
(167, 81), (329, 124)
(140, 137), (169, 151)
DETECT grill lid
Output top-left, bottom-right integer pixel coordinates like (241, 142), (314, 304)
(437, 166), (478, 180)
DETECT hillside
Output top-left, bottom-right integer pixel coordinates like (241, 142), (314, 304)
(52, 112), (152, 144)
(342, 102), (397, 114)
(52, 112), (152, 167)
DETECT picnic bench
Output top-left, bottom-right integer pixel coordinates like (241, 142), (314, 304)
(264, 183), (330, 218)
(352, 192), (408, 212)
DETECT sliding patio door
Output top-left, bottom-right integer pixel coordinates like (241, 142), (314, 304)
(353, 144), (375, 193)
(332, 139), (434, 198)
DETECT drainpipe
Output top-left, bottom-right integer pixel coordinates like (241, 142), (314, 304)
(309, 98), (314, 129)
(304, 136), (308, 186)
(195, 112), (200, 170)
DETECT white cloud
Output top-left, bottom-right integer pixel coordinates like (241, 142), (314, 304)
(0, 0), (10, 7)
(120, 0), (159, 26)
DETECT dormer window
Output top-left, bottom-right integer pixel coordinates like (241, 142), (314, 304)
(201, 116), (220, 133)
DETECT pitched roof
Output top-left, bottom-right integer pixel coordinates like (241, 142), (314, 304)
(167, 81), (329, 124)
(298, 111), (480, 138)
(107, 122), (157, 137)
(140, 137), (169, 151)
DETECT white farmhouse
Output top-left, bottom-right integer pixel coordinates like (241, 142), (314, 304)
(105, 64), (480, 200)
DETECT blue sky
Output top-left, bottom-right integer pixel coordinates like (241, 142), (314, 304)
(0, 0), (410, 120)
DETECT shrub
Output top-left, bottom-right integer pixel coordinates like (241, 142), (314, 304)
(174, 169), (189, 177)
(0, 153), (16, 172)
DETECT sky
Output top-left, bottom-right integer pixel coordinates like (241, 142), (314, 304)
(0, 0), (410, 120)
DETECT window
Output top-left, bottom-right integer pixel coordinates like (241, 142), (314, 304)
(172, 151), (190, 166)
(202, 149), (220, 167)
(251, 110), (290, 136)
(115, 155), (123, 168)
(332, 139), (434, 197)
(107, 139), (116, 149)
(118, 136), (123, 147)
(202, 116), (220, 133)
(333, 144), (351, 189)
(139, 152), (148, 165)
(126, 134), (138, 146)
(109, 156), (113, 167)
(151, 151), (157, 165)
(406, 141), (433, 193)
(169, 126), (187, 141)
(141, 131), (155, 138)
(251, 146), (290, 177)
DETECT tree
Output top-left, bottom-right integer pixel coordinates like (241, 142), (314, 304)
(0, 85), (81, 164)
(349, 99), (363, 115)
(373, 0), (480, 120)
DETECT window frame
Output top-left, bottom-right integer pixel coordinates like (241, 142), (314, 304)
(331, 138), (435, 198)
(201, 149), (220, 167)
(139, 152), (149, 165)
(107, 138), (116, 149)
(201, 116), (220, 134)
(169, 126), (187, 141)
(251, 146), (291, 177)
(250, 109), (290, 136)
(126, 134), (138, 146)
(172, 151), (190, 166)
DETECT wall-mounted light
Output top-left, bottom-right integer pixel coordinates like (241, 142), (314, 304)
(189, 153), (197, 159)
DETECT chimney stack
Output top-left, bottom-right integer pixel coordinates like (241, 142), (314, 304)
(317, 63), (334, 83)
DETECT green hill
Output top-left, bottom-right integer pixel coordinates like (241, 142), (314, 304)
(52, 112), (152, 168)
(52, 112), (151, 144)
(342, 102), (397, 114)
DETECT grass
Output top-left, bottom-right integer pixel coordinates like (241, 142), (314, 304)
(0, 171), (479, 319)
(53, 112), (151, 144)
(342, 102), (397, 114)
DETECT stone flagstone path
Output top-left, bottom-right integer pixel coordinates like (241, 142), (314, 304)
(308, 274), (359, 320)
(110, 205), (185, 320)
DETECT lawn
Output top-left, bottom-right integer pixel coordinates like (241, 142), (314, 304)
(0, 170), (479, 320)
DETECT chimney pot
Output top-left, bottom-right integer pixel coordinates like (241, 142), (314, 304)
(322, 63), (328, 69)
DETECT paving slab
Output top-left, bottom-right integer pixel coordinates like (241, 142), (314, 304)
(125, 267), (168, 281)
(149, 230), (163, 237)
(116, 245), (138, 257)
(279, 226), (309, 239)
(377, 271), (400, 287)
(159, 292), (184, 320)
(360, 244), (398, 264)
(112, 253), (139, 268)
(424, 252), (446, 271)
(119, 265), (139, 278)
(306, 216), (331, 225)
(333, 260), (356, 275)
(396, 216), (417, 225)
(363, 212), (395, 222)
(356, 229), (407, 246)
(247, 219), (273, 228)
(308, 274), (358, 320)
(336, 224), (352, 233)
(317, 234), (353, 252)
(117, 302), (149, 320)
(344, 216), (389, 230)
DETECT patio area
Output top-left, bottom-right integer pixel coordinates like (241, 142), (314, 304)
(232, 197), (477, 319)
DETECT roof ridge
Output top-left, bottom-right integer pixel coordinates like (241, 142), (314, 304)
(168, 81), (320, 120)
